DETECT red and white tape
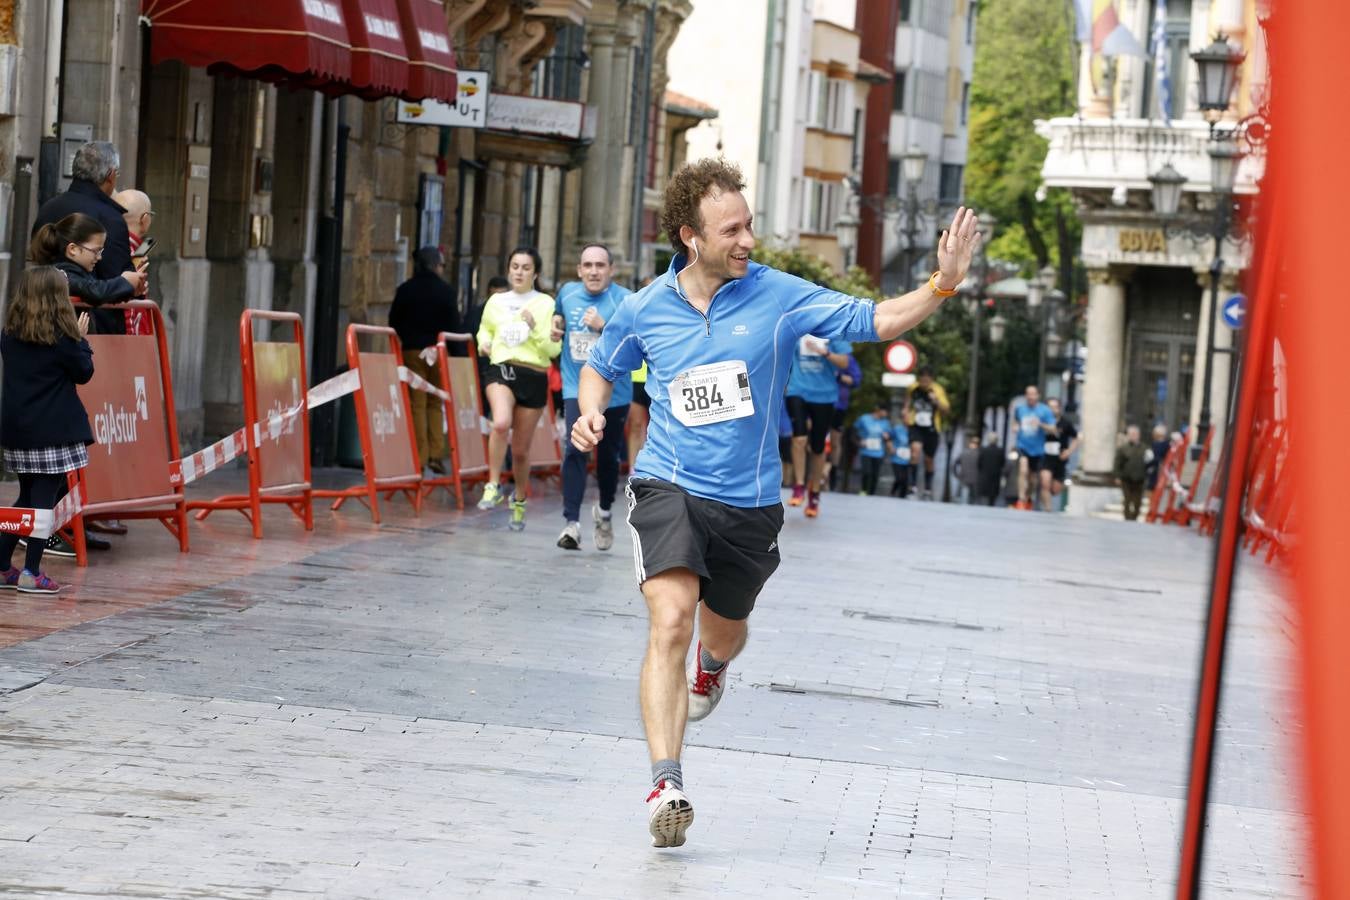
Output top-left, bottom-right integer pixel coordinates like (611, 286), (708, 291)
(0, 482), (86, 541)
(397, 366), (450, 401)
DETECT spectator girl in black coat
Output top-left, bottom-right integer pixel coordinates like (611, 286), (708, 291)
(0, 267), (96, 593)
(29, 213), (144, 332)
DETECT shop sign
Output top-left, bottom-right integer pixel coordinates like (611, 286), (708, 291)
(1118, 228), (1167, 254)
(486, 93), (585, 140)
(396, 70), (490, 129)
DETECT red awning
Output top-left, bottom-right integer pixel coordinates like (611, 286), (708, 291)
(395, 0), (458, 103)
(141, 0), (352, 85)
(339, 0), (410, 98)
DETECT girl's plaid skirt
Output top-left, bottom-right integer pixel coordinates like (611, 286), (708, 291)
(3, 443), (88, 474)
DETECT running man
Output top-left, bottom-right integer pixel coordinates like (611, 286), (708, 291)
(1043, 397), (1080, 511)
(551, 245), (632, 550)
(785, 333), (852, 516)
(1010, 385), (1057, 510)
(903, 367), (950, 499)
(570, 159), (980, 848)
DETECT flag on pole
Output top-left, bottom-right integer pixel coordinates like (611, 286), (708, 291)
(1076, 0), (1149, 58)
(1151, 0), (1174, 121)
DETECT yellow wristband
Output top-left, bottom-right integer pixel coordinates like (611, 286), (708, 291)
(930, 271), (959, 298)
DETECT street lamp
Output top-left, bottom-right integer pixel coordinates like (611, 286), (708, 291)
(899, 145), (929, 291)
(962, 213), (997, 432)
(1149, 163), (1187, 217)
(1191, 35), (1246, 123)
(834, 211), (859, 270)
(988, 314), (1007, 345)
(1031, 263), (1057, 389)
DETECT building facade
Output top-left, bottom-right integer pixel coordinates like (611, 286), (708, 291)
(1038, 0), (1268, 477)
(0, 0), (690, 451)
(856, 0), (977, 293)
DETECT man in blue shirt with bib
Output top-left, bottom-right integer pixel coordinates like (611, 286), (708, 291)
(785, 334), (851, 516)
(551, 244), (632, 551)
(571, 158), (981, 849)
(1010, 384), (1058, 510)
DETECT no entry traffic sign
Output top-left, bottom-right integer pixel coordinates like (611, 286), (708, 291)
(884, 340), (917, 374)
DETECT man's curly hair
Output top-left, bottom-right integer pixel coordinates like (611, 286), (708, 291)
(661, 158), (747, 255)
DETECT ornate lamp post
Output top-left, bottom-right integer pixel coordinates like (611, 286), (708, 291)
(899, 146), (928, 290)
(1146, 34), (1246, 457)
(961, 213), (998, 432)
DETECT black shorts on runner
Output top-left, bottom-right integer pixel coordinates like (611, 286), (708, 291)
(830, 407), (847, 430)
(1021, 453), (1046, 473)
(625, 477), (783, 621)
(1045, 455), (1068, 482)
(786, 396), (834, 454)
(632, 380), (651, 408)
(910, 426), (940, 459)
(483, 362), (548, 409)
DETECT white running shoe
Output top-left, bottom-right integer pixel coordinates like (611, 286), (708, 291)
(686, 642), (726, 722)
(593, 503), (614, 552)
(557, 521), (581, 550)
(477, 482), (505, 511)
(646, 781), (694, 848)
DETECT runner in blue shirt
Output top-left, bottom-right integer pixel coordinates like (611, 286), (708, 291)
(570, 158), (981, 849)
(852, 404), (891, 496)
(1010, 384), (1058, 511)
(889, 418), (911, 498)
(550, 244), (632, 552)
(784, 335), (851, 516)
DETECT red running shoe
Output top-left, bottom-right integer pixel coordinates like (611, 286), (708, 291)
(788, 484), (806, 506)
(804, 489), (821, 518)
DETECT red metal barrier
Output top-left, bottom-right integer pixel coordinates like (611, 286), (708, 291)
(1146, 438), (1186, 524)
(313, 325), (422, 524)
(422, 333), (485, 508)
(187, 310), (313, 537)
(1170, 430), (1213, 526)
(69, 300), (187, 567)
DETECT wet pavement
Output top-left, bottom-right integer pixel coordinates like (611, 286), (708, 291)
(0, 469), (1305, 898)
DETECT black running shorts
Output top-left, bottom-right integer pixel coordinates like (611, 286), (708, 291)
(483, 362), (548, 409)
(625, 477), (784, 621)
(1021, 453), (1046, 473)
(631, 380), (651, 408)
(786, 396), (834, 454)
(910, 425), (940, 460)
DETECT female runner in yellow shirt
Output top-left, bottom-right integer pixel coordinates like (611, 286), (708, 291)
(475, 246), (562, 530)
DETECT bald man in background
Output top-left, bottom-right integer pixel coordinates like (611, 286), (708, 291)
(113, 189), (153, 334)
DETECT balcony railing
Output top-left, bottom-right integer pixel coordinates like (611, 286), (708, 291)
(1037, 117), (1264, 198)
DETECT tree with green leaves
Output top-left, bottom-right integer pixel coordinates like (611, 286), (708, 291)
(967, 0), (1080, 295)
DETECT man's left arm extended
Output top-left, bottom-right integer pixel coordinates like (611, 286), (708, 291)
(873, 207), (980, 342)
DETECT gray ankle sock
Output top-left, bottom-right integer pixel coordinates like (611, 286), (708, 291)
(652, 759), (683, 790)
(700, 645), (726, 673)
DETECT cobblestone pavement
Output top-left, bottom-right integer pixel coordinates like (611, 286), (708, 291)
(0, 473), (1305, 898)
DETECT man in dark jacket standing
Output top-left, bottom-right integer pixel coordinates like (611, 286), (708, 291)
(389, 247), (461, 473)
(32, 142), (132, 335)
(1113, 425), (1150, 521)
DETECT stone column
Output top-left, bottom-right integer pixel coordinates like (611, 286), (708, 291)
(578, 21), (617, 244)
(1082, 267), (1127, 476)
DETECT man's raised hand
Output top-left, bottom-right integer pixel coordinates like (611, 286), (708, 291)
(935, 207), (981, 292)
(571, 410), (607, 452)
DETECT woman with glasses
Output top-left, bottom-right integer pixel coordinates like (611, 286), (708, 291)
(29, 213), (145, 333)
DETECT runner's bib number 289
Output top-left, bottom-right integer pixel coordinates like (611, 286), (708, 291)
(669, 360), (753, 427)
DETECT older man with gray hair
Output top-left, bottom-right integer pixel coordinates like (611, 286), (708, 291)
(32, 141), (134, 335)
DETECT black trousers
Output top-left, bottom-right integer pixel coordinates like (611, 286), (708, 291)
(890, 463), (911, 498)
(0, 473), (66, 572)
(860, 456), (884, 495)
